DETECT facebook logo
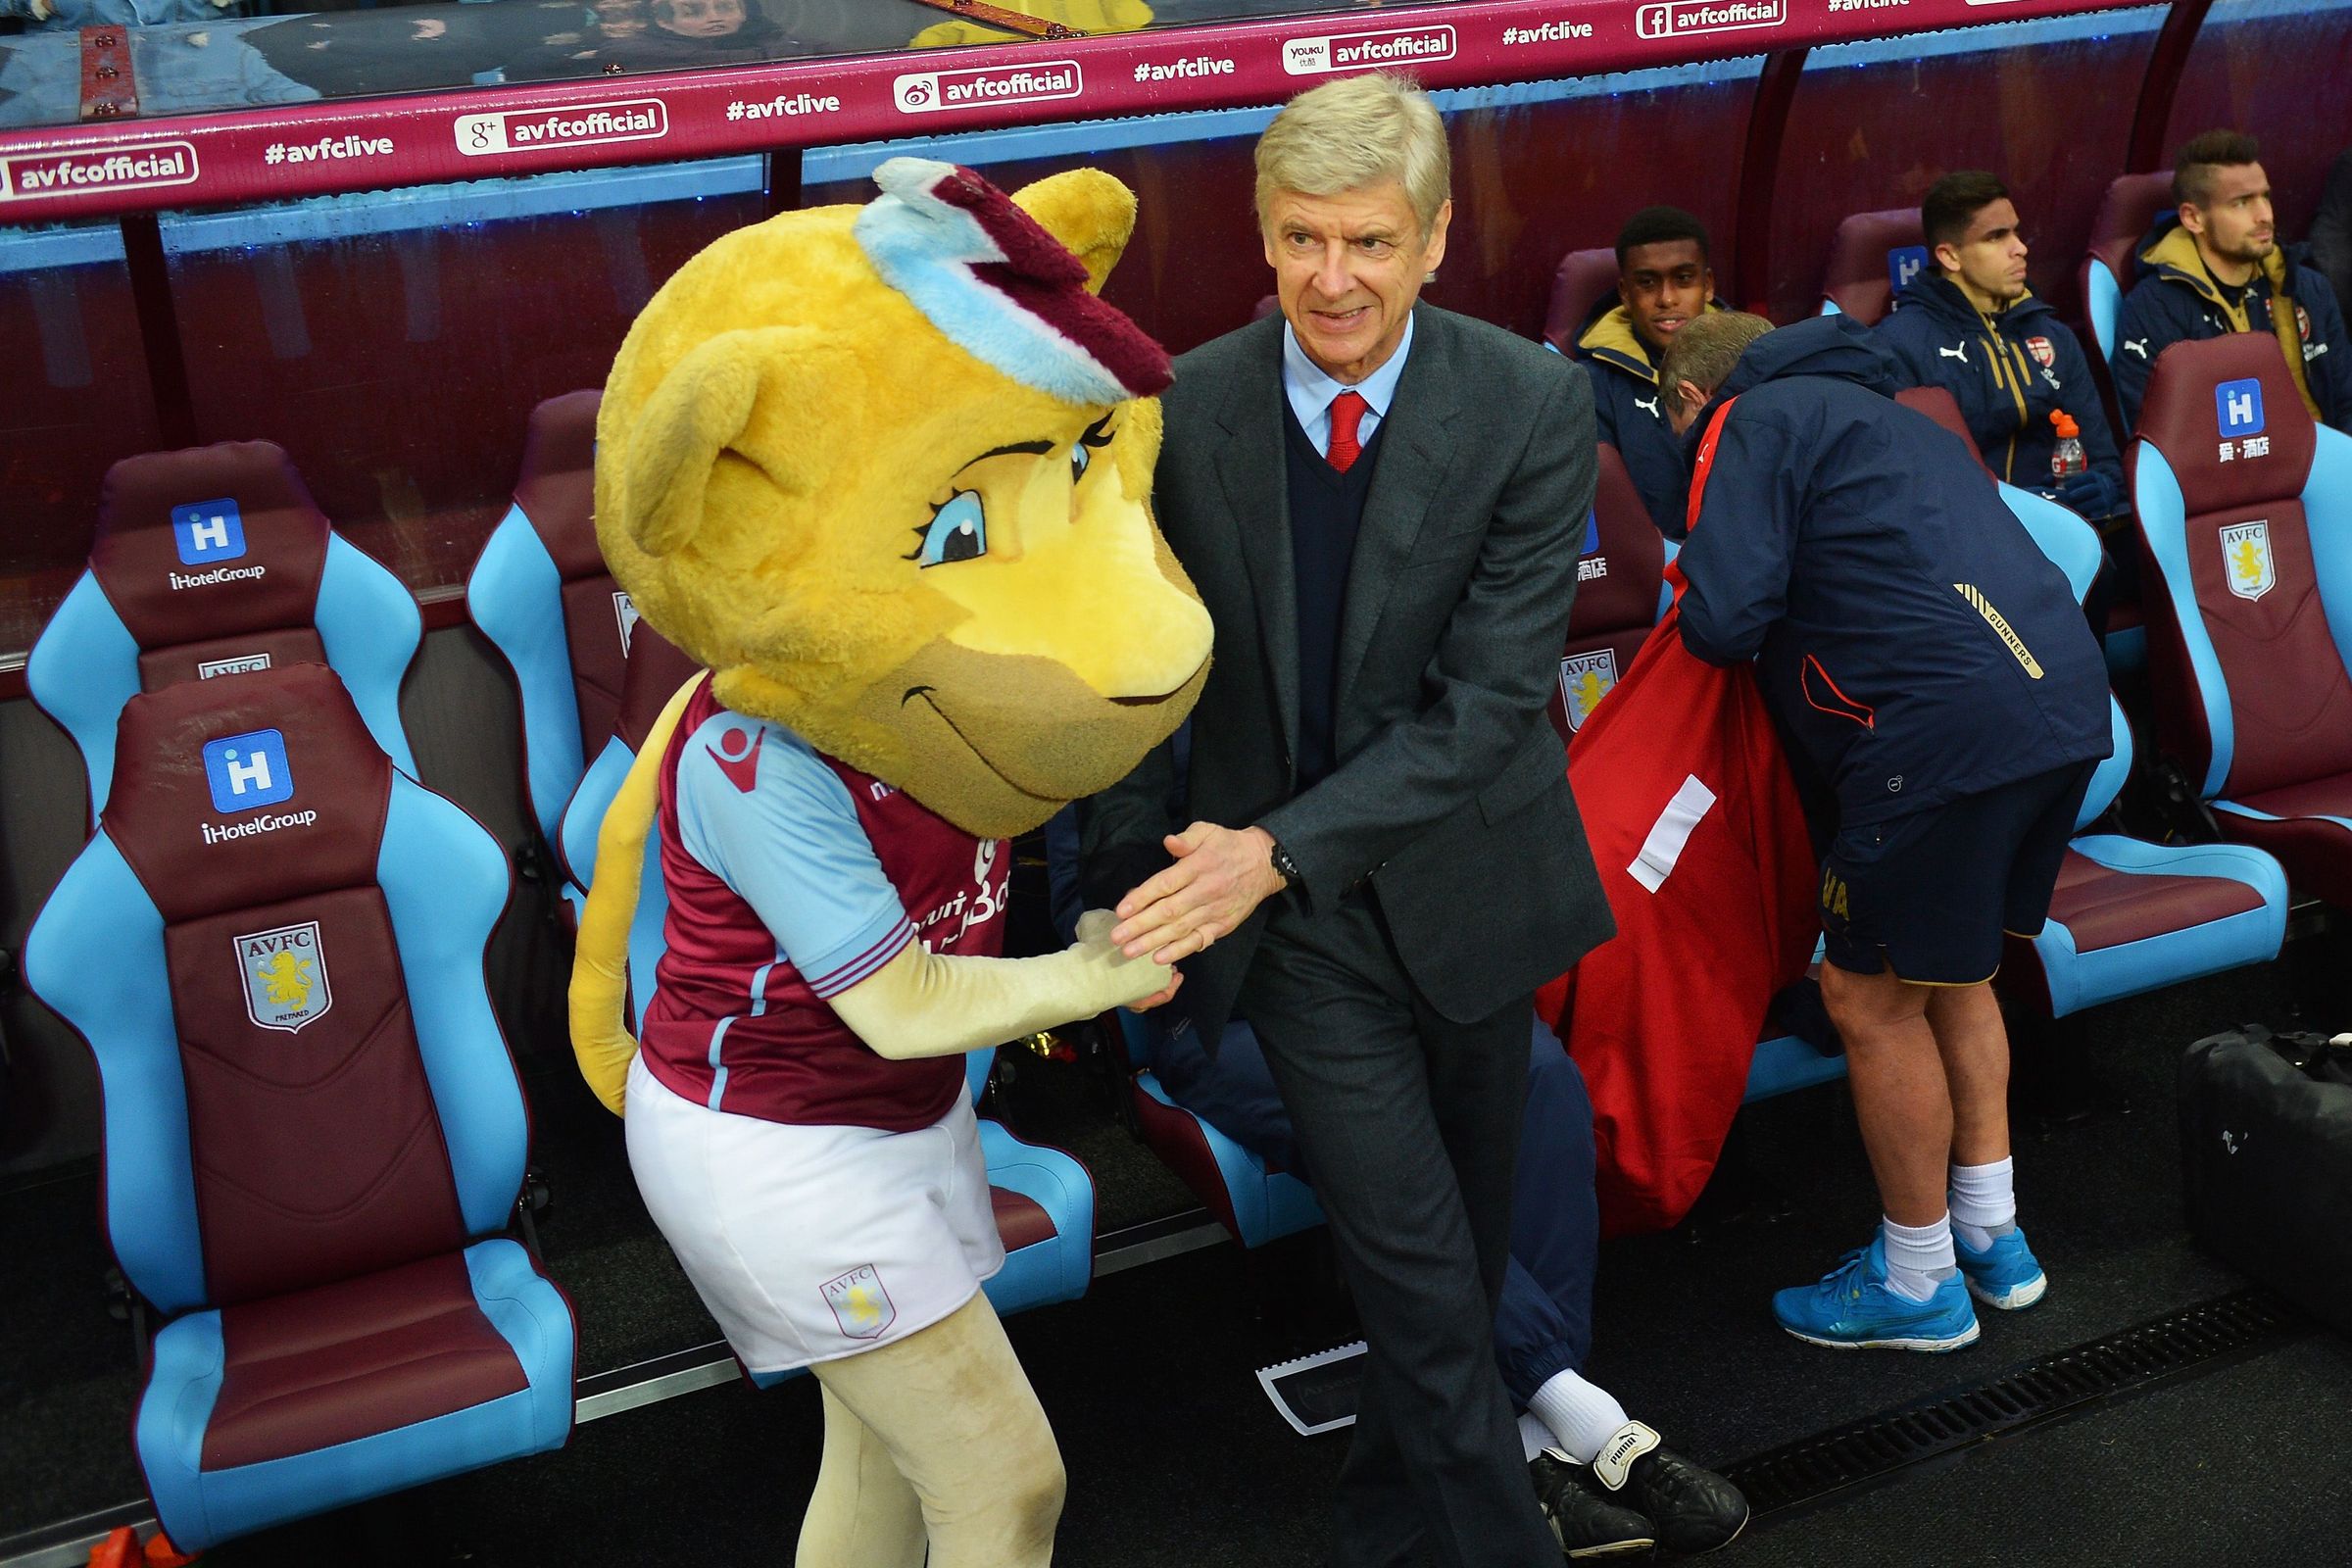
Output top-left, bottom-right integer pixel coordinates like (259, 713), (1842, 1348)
(2217, 379), (2265, 438)
(172, 499), (246, 565)
(1887, 246), (1930, 296)
(203, 729), (293, 813)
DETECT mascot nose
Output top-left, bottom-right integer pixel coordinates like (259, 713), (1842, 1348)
(1087, 588), (1213, 702)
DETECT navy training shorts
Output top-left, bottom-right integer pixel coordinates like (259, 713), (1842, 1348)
(1818, 761), (2097, 986)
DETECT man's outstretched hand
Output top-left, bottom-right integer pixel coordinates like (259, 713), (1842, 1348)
(1111, 821), (1287, 970)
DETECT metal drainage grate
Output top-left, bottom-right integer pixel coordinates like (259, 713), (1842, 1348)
(1723, 1290), (2310, 1519)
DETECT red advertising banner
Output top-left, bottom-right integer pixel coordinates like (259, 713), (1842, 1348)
(0, 0), (2143, 222)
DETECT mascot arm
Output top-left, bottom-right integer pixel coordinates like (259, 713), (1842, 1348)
(832, 910), (1168, 1060)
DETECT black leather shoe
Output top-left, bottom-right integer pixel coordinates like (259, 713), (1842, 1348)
(1528, 1450), (1656, 1559)
(1575, 1421), (1749, 1556)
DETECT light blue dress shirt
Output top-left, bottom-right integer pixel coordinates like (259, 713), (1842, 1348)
(1281, 311), (1416, 458)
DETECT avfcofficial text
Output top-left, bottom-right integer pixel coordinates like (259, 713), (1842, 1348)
(171, 564), (267, 590)
(202, 808), (318, 846)
(946, 68), (1076, 104)
(514, 108), (662, 145)
(9, 146), (192, 193)
(1333, 30), (1449, 65)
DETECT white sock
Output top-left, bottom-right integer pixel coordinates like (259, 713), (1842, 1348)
(1527, 1369), (1633, 1464)
(1880, 1213), (1957, 1302)
(1519, 1412), (1554, 1462)
(1948, 1157), (2018, 1250)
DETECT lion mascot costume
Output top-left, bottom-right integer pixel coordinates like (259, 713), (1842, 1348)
(567, 157), (1210, 1566)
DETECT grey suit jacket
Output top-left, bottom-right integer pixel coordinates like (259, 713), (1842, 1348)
(1081, 303), (1615, 1047)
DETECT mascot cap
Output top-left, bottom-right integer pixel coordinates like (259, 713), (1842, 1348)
(855, 157), (1173, 407)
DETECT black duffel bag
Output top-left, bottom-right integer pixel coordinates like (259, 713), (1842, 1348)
(2180, 1025), (2352, 1335)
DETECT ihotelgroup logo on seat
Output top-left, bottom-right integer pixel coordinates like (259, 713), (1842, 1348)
(455, 99), (666, 157)
(170, 498), (268, 590)
(0, 140), (198, 202)
(1284, 24), (1455, 74)
(201, 728), (318, 845)
(1634, 0), (1786, 38)
(893, 62), (1083, 115)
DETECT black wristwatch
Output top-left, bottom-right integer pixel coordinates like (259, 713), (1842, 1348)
(1264, 832), (1303, 889)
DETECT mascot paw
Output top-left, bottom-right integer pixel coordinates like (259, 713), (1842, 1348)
(1075, 907), (1173, 1004)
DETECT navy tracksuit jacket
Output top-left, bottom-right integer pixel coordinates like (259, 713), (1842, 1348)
(1677, 316), (2112, 828)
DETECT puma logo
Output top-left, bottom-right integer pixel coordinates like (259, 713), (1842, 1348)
(1635, 395), (1660, 418)
(2124, 338), (2149, 360)
(1938, 344), (1969, 364)
(2222, 1129), (2245, 1154)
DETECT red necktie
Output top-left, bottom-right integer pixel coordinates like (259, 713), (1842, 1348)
(1327, 390), (1370, 474)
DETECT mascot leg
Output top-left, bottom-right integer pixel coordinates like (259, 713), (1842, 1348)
(801, 1293), (1065, 1568)
(796, 1385), (927, 1568)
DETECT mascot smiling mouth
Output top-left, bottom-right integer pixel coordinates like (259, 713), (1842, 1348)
(880, 631), (1211, 831)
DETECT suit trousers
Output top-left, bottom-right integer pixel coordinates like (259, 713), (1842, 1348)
(1239, 889), (1559, 1568)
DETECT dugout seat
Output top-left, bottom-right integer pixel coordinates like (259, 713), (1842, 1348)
(1543, 246), (1621, 355)
(1896, 385), (1988, 466)
(555, 619), (698, 943)
(2008, 697), (2287, 1016)
(2082, 171), (2175, 367)
(1549, 444), (1667, 744)
(23, 664), (573, 1551)
(2130, 334), (2352, 906)
(1986, 464), (2291, 1012)
(28, 442), (420, 826)
(1111, 1009), (1324, 1249)
(1819, 209), (1929, 325)
(464, 389), (628, 848)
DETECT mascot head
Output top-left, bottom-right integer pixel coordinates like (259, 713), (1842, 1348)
(597, 158), (1211, 838)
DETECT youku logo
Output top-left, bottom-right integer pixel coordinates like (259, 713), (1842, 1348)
(1284, 24), (1455, 74)
(454, 100), (666, 157)
(1635, 0), (1787, 37)
(0, 140), (198, 201)
(893, 63), (1083, 115)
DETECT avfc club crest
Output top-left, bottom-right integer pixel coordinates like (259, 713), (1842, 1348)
(1559, 649), (1620, 732)
(2025, 335), (2056, 369)
(236, 920), (332, 1033)
(612, 590), (641, 658)
(821, 1264), (898, 1341)
(2221, 519), (2276, 602)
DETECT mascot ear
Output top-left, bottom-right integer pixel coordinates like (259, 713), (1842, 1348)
(1010, 169), (1136, 296)
(615, 325), (824, 557)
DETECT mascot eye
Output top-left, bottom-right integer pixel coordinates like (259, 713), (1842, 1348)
(909, 491), (989, 567)
(1070, 414), (1115, 485)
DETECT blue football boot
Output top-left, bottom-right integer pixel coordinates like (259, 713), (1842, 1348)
(1772, 1238), (1980, 1351)
(1954, 1224), (2047, 1310)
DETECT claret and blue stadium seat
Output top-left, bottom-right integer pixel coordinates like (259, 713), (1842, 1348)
(2007, 696), (2287, 1017)
(22, 663), (573, 1552)
(554, 617), (697, 938)
(2082, 171), (2175, 368)
(1819, 209), (1929, 325)
(2130, 333), (2352, 907)
(1985, 455), (2293, 1015)
(1549, 444), (1668, 745)
(465, 389), (627, 849)
(27, 441), (421, 825)
(1542, 246), (1620, 355)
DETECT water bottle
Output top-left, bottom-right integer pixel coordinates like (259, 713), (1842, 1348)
(2049, 411), (2087, 480)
